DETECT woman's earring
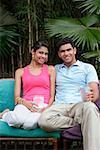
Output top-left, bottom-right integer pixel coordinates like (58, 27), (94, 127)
(32, 55), (35, 60)
(32, 51), (35, 60)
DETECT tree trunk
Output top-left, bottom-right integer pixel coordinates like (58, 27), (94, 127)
(35, 20), (38, 41)
(28, 0), (31, 53)
(11, 51), (14, 78)
(19, 38), (22, 68)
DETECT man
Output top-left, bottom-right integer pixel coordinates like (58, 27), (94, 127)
(38, 37), (100, 150)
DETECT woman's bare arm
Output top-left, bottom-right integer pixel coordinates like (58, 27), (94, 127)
(14, 68), (33, 110)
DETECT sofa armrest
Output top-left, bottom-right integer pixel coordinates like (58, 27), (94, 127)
(94, 99), (100, 110)
(95, 80), (100, 110)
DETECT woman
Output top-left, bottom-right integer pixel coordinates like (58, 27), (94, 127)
(0, 40), (56, 130)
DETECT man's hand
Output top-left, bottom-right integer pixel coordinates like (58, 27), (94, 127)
(86, 89), (94, 102)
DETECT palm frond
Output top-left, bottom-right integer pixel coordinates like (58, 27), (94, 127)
(73, 0), (100, 15)
(0, 6), (17, 27)
(0, 6), (19, 57)
(45, 16), (100, 50)
(82, 50), (100, 58)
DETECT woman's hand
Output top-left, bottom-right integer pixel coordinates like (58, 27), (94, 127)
(30, 104), (40, 112)
(30, 106), (46, 112)
(22, 100), (33, 110)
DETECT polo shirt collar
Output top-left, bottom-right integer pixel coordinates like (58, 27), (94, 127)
(60, 60), (81, 68)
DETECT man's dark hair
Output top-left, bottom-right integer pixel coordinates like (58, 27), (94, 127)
(56, 37), (75, 51)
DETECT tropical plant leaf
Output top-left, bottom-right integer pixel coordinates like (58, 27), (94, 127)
(73, 0), (100, 15)
(0, 6), (17, 26)
(45, 16), (100, 50)
(0, 6), (19, 57)
(82, 50), (100, 58)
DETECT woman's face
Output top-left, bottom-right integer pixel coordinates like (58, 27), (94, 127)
(32, 46), (49, 64)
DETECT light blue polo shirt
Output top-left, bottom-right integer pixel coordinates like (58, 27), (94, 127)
(55, 60), (99, 104)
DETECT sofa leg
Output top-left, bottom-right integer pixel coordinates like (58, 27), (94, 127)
(63, 139), (69, 150)
(47, 138), (58, 150)
(53, 139), (58, 150)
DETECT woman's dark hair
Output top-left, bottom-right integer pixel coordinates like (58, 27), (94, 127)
(31, 40), (49, 52)
(56, 37), (75, 51)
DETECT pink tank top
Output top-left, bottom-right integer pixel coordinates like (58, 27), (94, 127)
(22, 64), (50, 104)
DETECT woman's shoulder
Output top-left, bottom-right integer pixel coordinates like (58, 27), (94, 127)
(15, 67), (24, 77)
(48, 65), (55, 70)
(15, 65), (29, 73)
(48, 65), (55, 74)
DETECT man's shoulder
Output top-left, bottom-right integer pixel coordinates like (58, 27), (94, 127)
(78, 60), (94, 69)
(55, 63), (63, 67)
(55, 64), (63, 70)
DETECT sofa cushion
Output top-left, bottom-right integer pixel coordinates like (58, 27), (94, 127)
(0, 79), (15, 112)
(62, 124), (82, 140)
(0, 78), (60, 138)
(0, 120), (60, 138)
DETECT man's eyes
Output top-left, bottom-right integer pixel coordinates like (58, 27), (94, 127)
(60, 49), (71, 53)
(60, 50), (65, 53)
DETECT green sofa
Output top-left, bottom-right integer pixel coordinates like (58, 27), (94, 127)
(0, 79), (60, 150)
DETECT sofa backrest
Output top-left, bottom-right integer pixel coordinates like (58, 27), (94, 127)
(0, 79), (15, 112)
(0, 79), (100, 112)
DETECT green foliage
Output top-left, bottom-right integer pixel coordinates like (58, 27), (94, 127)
(15, 0), (29, 31)
(45, 15), (100, 50)
(0, 0), (100, 78)
(45, 0), (100, 77)
(0, 6), (19, 57)
(82, 50), (100, 59)
(73, 0), (100, 15)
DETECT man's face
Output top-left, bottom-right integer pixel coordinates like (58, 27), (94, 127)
(58, 43), (77, 67)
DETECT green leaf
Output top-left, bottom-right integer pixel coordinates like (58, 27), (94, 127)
(45, 16), (100, 50)
(82, 50), (100, 58)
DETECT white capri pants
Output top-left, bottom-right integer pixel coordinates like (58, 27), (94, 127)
(2, 104), (44, 130)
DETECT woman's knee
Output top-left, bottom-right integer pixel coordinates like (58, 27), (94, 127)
(3, 111), (21, 127)
(23, 122), (38, 130)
